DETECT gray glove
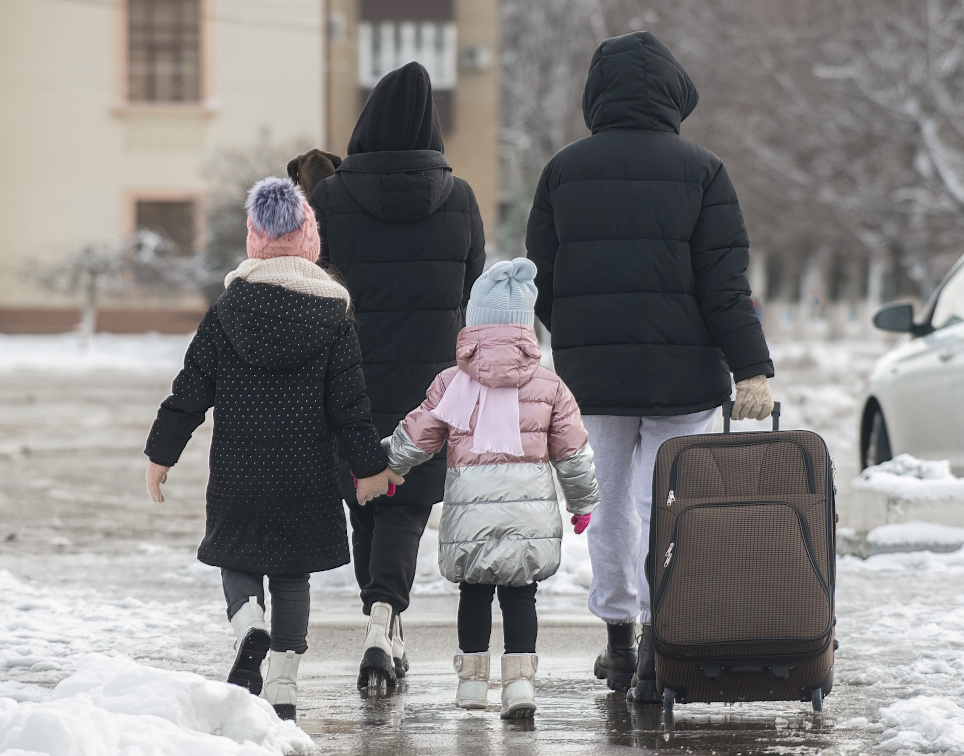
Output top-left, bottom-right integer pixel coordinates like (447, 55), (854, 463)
(732, 375), (774, 421)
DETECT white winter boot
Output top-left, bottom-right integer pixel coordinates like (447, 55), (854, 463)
(500, 654), (537, 719)
(358, 601), (396, 690)
(392, 612), (409, 679)
(227, 596), (270, 695)
(454, 652), (490, 709)
(263, 649), (302, 721)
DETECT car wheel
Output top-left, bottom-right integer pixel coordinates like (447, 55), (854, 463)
(863, 406), (892, 468)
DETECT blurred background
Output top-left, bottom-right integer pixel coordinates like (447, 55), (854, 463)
(3, 0), (963, 340)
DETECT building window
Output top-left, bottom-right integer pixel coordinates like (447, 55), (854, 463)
(136, 200), (196, 254)
(128, 0), (201, 102)
(358, 21), (457, 89)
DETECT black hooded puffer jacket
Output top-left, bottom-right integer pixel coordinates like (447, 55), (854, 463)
(145, 279), (387, 573)
(526, 32), (773, 417)
(310, 61), (485, 507)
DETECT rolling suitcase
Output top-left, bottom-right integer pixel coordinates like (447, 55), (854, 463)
(649, 402), (836, 713)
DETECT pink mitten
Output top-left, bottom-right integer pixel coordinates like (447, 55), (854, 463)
(571, 513), (591, 534)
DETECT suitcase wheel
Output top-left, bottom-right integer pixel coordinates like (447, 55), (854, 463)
(810, 686), (823, 712)
(662, 687), (675, 713)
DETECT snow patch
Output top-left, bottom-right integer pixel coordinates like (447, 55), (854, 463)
(867, 521), (964, 548)
(0, 655), (314, 756)
(854, 454), (964, 501)
(0, 333), (193, 373)
(878, 696), (964, 754)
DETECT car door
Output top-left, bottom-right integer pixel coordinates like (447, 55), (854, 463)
(926, 263), (964, 471)
(884, 261), (964, 467)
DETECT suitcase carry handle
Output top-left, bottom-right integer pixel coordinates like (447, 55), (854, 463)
(722, 400), (781, 433)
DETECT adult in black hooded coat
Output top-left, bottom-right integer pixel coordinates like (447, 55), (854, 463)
(525, 32), (775, 698)
(309, 62), (485, 681)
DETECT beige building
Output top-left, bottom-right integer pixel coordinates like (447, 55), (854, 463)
(326, 0), (499, 234)
(0, 0), (498, 333)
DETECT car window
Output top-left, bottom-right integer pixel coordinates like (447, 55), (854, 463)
(931, 264), (964, 330)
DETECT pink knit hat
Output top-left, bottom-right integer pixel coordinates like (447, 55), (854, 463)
(245, 177), (321, 262)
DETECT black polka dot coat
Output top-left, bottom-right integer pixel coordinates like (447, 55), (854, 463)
(145, 278), (388, 574)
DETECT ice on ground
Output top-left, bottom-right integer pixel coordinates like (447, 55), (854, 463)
(0, 655), (314, 756)
(867, 521), (964, 548)
(854, 454), (964, 501)
(0, 333), (192, 373)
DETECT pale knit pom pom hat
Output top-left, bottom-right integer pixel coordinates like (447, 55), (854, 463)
(245, 177), (320, 262)
(466, 258), (538, 327)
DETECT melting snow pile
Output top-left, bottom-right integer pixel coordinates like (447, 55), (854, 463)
(0, 570), (312, 755)
(877, 696), (964, 754)
(0, 656), (313, 756)
(854, 454), (964, 501)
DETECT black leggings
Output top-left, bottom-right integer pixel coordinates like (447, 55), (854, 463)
(221, 569), (310, 654)
(457, 582), (538, 654)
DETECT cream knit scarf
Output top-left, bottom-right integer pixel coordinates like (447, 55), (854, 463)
(224, 257), (350, 302)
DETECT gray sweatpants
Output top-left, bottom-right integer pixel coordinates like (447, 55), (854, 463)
(583, 410), (716, 625)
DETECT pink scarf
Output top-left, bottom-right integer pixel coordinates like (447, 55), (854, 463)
(430, 370), (524, 456)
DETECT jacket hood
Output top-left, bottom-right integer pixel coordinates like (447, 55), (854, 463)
(338, 150), (454, 223)
(456, 324), (541, 389)
(216, 278), (345, 370)
(582, 31), (699, 135)
(347, 61), (444, 155)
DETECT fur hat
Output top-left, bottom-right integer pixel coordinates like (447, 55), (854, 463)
(245, 177), (320, 262)
(466, 258), (538, 327)
(286, 149), (342, 198)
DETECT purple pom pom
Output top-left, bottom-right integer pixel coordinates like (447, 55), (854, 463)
(245, 177), (306, 239)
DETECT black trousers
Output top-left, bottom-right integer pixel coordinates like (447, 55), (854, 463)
(458, 582), (538, 655)
(348, 499), (433, 614)
(221, 569), (310, 654)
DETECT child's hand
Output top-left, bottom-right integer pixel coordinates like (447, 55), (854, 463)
(571, 513), (591, 535)
(356, 469), (405, 506)
(146, 462), (171, 503)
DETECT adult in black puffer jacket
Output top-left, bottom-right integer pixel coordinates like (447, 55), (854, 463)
(309, 61), (485, 685)
(525, 32), (774, 698)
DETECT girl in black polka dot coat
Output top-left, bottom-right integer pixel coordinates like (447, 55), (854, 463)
(143, 177), (400, 719)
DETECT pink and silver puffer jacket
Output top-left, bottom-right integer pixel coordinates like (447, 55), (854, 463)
(384, 323), (599, 586)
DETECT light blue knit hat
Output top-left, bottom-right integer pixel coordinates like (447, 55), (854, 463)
(466, 258), (538, 327)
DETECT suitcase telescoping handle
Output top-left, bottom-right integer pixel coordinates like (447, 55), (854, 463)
(722, 400), (781, 433)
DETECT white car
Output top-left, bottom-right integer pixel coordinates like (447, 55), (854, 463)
(861, 255), (964, 474)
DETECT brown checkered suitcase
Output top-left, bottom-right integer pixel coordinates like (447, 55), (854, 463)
(650, 402), (836, 713)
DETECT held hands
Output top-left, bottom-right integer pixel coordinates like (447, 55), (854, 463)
(731, 375), (774, 421)
(146, 462), (171, 503)
(355, 468), (405, 506)
(571, 513), (591, 535)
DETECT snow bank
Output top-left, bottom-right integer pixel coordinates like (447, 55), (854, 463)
(0, 655), (314, 756)
(867, 521), (964, 549)
(877, 696), (964, 754)
(0, 333), (192, 373)
(854, 455), (964, 501)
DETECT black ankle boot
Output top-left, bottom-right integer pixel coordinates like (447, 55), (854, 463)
(593, 622), (637, 692)
(627, 623), (660, 704)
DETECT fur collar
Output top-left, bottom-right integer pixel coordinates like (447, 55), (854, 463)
(224, 257), (350, 302)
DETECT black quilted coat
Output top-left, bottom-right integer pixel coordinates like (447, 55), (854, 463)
(526, 32), (773, 417)
(145, 279), (388, 573)
(310, 62), (485, 506)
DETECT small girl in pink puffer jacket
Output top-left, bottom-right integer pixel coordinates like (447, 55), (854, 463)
(382, 258), (600, 719)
